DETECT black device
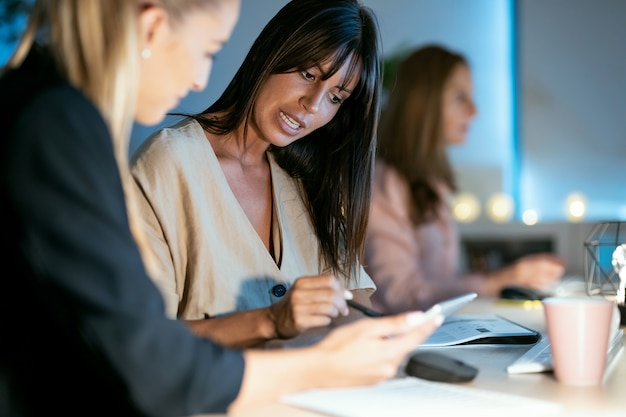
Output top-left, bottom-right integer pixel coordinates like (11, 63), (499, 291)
(346, 300), (384, 317)
(499, 285), (546, 301)
(404, 351), (479, 383)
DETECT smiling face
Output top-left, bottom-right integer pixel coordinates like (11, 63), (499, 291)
(136, 0), (240, 125)
(441, 63), (477, 146)
(250, 58), (361, 147)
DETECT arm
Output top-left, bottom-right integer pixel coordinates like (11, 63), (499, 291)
(6, 87), (243, 416)
(130, 138), (187, 319)
(186, 274), (353, 348)
(484, 253), (566, 294)
(229, 310), (443, 413)
(259, 286), (376, 350)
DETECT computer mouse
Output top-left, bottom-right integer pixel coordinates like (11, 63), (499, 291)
(404, 351), (478, 383)
(499, 285), (545, 301)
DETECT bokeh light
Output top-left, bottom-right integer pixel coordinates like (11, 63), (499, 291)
(522, 209), (539, 226)
(486, 193), (514, 223)
(452, 193), (481, 223)
(565, 193), (587, 223)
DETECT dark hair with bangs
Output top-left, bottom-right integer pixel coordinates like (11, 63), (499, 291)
(192, 0), (382, 283)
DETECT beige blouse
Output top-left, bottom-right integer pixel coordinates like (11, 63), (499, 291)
(131, 119), (375, 319)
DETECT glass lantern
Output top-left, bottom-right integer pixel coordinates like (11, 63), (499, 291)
(583, 221), (626, 324)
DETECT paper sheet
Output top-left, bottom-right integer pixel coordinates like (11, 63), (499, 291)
(282, 377), (562, 417)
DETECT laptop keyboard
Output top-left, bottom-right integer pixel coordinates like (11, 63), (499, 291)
(507, 329), (624, 374)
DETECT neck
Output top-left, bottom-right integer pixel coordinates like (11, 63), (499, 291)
(205, 126), (269, 167)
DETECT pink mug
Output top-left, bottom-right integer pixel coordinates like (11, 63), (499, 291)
(542, 296), (614, 386)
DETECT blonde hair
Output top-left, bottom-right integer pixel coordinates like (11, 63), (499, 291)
(5, 0), (228, 276)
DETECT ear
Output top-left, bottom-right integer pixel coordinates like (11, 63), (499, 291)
(138, 5), (167, 49)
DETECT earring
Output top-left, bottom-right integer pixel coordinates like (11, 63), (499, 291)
(141, 48), (152, 59)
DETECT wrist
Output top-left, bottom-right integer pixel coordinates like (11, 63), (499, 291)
(261, 306), (279, 339)
(484, 268), (510, 295)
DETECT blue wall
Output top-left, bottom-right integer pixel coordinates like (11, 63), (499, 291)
(129, 0), (516, 217)
(4, 0), (624, 224)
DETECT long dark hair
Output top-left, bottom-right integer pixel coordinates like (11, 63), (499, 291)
(192, 0), (381, 282)
(378, 44), (467, 225)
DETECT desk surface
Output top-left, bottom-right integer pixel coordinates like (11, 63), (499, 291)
(200, 298), (626, 417)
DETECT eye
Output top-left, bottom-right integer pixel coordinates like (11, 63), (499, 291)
(330, 93), (345, 105)
(301, 70), (316, 81)
(456, 92), (468, 104)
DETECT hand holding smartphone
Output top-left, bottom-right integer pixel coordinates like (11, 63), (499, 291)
(410, 292), (478, 326)
(428, 292), (477, 317)
(348, 292), (477, 320)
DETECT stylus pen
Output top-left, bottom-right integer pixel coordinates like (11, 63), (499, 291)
(347, 300), (385, 317)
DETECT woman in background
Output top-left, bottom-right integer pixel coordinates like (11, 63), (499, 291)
(132, 0), (381, 348)
(364, 44), (565, 314)
(0, 1), (441, 416)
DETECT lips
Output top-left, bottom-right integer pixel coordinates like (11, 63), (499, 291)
(280, 111), (302, 130)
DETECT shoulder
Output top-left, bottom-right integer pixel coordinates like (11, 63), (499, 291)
(131, 118), (209, 169)
(22, 84), (106, 136)
(10, 83), (112, 161)
(130, 119), (217, 198)
(3, 49), (106, 144)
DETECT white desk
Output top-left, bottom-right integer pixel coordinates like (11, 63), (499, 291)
(202, 298), (626, 417)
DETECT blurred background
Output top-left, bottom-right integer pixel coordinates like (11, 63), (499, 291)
(3, 0), (625, 277)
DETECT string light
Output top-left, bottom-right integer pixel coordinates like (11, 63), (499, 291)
(565, 192), (587, 222)
(486, 193), (514, 223)
(522, 209), (539, 226)
(452, 193), (481, 223)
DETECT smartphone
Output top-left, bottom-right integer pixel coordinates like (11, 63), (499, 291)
(422, 292), (478, 321)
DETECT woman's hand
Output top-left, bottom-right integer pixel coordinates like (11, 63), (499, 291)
(268, 274), (350, 339)
(232, 310), (444, 413)
(487, 253), (566, 294)
(310, 311), (444, 387)
(508, 253), (566, 289)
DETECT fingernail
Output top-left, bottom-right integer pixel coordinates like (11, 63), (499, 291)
(405, 312), (426, 327)
(343, 289), (353, 300)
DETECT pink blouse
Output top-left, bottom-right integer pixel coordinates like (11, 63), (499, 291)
(364, 161), (484, 314)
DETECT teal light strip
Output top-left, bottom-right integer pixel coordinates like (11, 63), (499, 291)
(510, 0), (521, 220)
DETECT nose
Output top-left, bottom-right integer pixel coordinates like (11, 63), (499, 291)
(468, 99), (478, 118)
(192, 60), (213, 92)
(300, 89), (324, 113)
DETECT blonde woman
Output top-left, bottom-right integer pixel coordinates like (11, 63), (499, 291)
(0, 1), (442, 416)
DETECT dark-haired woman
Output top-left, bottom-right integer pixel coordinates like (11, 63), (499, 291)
(132, 0), (383, 348)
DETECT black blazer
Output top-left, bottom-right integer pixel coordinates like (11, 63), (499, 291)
(0, 46), (244, 417)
